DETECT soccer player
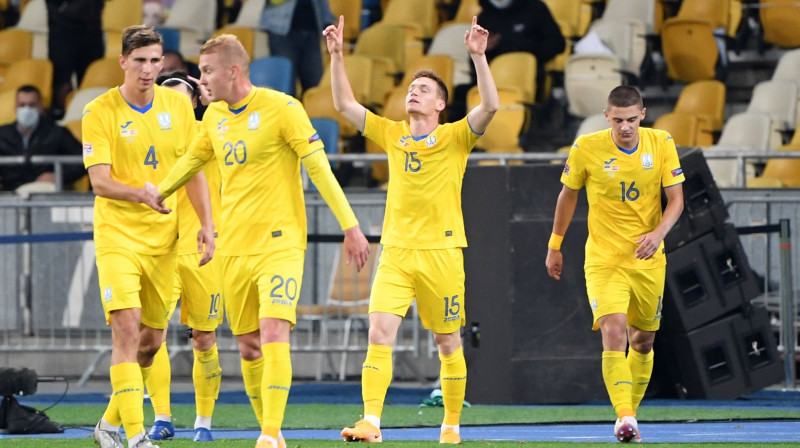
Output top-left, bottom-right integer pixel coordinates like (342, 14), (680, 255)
(83, 26), (215, 448)
(144, 34), (371, 448)
(545, 86), (684, 443)
(143, 71), (223, 443)
(325, 16), (499, 444)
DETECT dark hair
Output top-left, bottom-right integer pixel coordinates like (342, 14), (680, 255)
(412, 69), (449, 104)
(121, 25), (163, 56)
(163, 49), (186, 63)
(156, 71), (198, 99)
(16, 85), (41, 98)
(607, 85), (643, 109)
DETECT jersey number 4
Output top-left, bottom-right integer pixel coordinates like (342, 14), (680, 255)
(144, 146), (158, 170)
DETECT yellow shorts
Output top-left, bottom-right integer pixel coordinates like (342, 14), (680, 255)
(173, 253), (223, 332)
(370, 246), (465, 334)
(584, 264), (665, 332)
(222, 248), (304, 335)
(96, 247), (177, 329)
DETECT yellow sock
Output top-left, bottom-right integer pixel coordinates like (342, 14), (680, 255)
(627, 348), (654, 413)
(241, 356), (265, 427)
(439, 347), (467, 427)
(260, 342), (292, 439)
(194, 344), (222, 419)
(110, 362), (145, 439)
(102, 394), (122, 427)
(362, 344), (393, 419)
(602, 351), (634, 418)
(143, 342), (171, 417)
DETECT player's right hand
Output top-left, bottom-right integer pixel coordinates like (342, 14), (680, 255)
(545, 248), (562, 281)
(323, 15), (344, 55)
(142, 181), (172, 214)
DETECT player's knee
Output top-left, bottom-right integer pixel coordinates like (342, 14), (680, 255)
(433, 331), (461, 355)
(367, 325), (398, 346)
(191, 329), (216, 351)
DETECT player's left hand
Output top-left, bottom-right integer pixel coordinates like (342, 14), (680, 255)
(197, 225), (215, 266)
(635, 232), (663, 260)
(465, 16), (489, 56)
(343, 226), (370, 272)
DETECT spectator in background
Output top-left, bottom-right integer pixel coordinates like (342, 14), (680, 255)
(162, 49), (202, 79)
(259, 0), (335, 93)
(46, 0), (105, 118)
(0, 85), (84, 191)
(477, 0), (565, 102)
(143, 0), (165, 28)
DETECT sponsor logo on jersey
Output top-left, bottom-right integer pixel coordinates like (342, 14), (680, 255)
(308, 133), (320, 143)
(83, 142), (93, 157)
(641, 152), (654, 170)
(217, 118), (228, 139)
(671, 168), (683, 177)
(248, 112), (260, 130)
(157, 111), (172, 130)
(603, 157), (619, 173)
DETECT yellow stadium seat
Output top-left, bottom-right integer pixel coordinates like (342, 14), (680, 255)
(490, 52), (537, 104)
(0, 89), (16, 125)
(747, 131), (800, 187)
(676, 0), (741, 37)
(0, 29), (32, 80)
(316, 54), (373, 106)
(653, 112), (711, 147)
(353, 23), (406, 108)
(673, 80), (726, 132)
(329, 0), (362, 45)
(467, 87), (526, 152)
(302, 86), (357, 138)
(760, 0), (800, 48)
(0, 59), (52, 108)
(102, 0), (143, 33)
(381, 0), (438, 40)
(661, 18), (718, 83)
(79, 57), (125, 90)
(542, 0), (584, 39)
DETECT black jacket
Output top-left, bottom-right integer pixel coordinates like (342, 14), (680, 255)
(0, 119), (84, 191)
(478, 0), (566, 64)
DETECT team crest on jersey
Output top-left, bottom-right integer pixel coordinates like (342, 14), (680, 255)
(603, 157), (619, 176)
(217, 118), (229, 139)
(248, 112), (260, 130)
(641, 152), (654, 170)
(157, 111), (172, 130)
(103, 287), (112, 302)
(425, 135), (437, 147)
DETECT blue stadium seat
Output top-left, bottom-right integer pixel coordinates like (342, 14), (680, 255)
(156, 27), (181, 53)
(250, 56), (295, 97)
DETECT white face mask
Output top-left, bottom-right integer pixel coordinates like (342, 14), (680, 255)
(489, 0), (513, 8)
(16, 106), (39, 129)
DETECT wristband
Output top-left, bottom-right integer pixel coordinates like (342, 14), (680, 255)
(548, 233), (564, 251)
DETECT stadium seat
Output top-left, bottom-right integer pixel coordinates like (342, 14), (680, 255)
(467, 86), (526, 153)
(673, 80), (726, 133)
(60, 87), (107, 125)
(250, 56), (294, 97)
(162, 0), (217, 60)
(213, 26), (269, 61)
(588, 18), (646, 77)
(444, 0), (480, 26)
(746, 80), (798, 141)
(772, 49), (800, 83)
(329, 0), (362, 46)
(0, 29), (32, 80)
(102, 0), (142, 33)
(427, 23), (472, 87)
(307, 117), (339, 189)
(542, 0), (585, 40)
(556, 113), (609, 155)
(12, 0), (48, 59)
(489, 52), (537, 104)
(602, 0), (657, 35)
(661, 18), (719, 83)
(0, 59), (52, 108)
(353, 23), (406, 108)
(748, 142), (800, 188)
(0, 88), (15, 125)
(653, 112), (712, 147)
(564, 53), (622, 117)
(303, 86), (357, 138)
(316, 54), (373, 106)
(156, 27), (180, 53)
(676, 0), (739, 37)
(704, 112), (774, 188)
(79, 57), (125, 90)
(760, 0), (800, 48)
(380, 0), (438, 40)
(364, 86), (409, 183)
(230, 0), (265, 29)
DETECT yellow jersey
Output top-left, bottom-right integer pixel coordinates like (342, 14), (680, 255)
(363, 111), (479, 249)
(176, 122), (221, 255)
(82, 85), (196, 254)
(185, 87), (324, 255)
(561, 127), (685, 269)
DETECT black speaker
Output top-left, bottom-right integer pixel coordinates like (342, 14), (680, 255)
(663, 147), (728, 252)
(462, 165), (606, 404)
(654, 306), (783, 399)
(661, 224), (761, 333)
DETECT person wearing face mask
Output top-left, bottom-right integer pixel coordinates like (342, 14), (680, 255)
(477, 0), (565, 103)
(0, 85), (84, 191)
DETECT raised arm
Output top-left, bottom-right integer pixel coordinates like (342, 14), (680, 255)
(323, 15), (367, 133)
(465, 16), (499, 135)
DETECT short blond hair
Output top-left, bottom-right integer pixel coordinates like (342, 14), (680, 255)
(200, 34), (250, 72)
